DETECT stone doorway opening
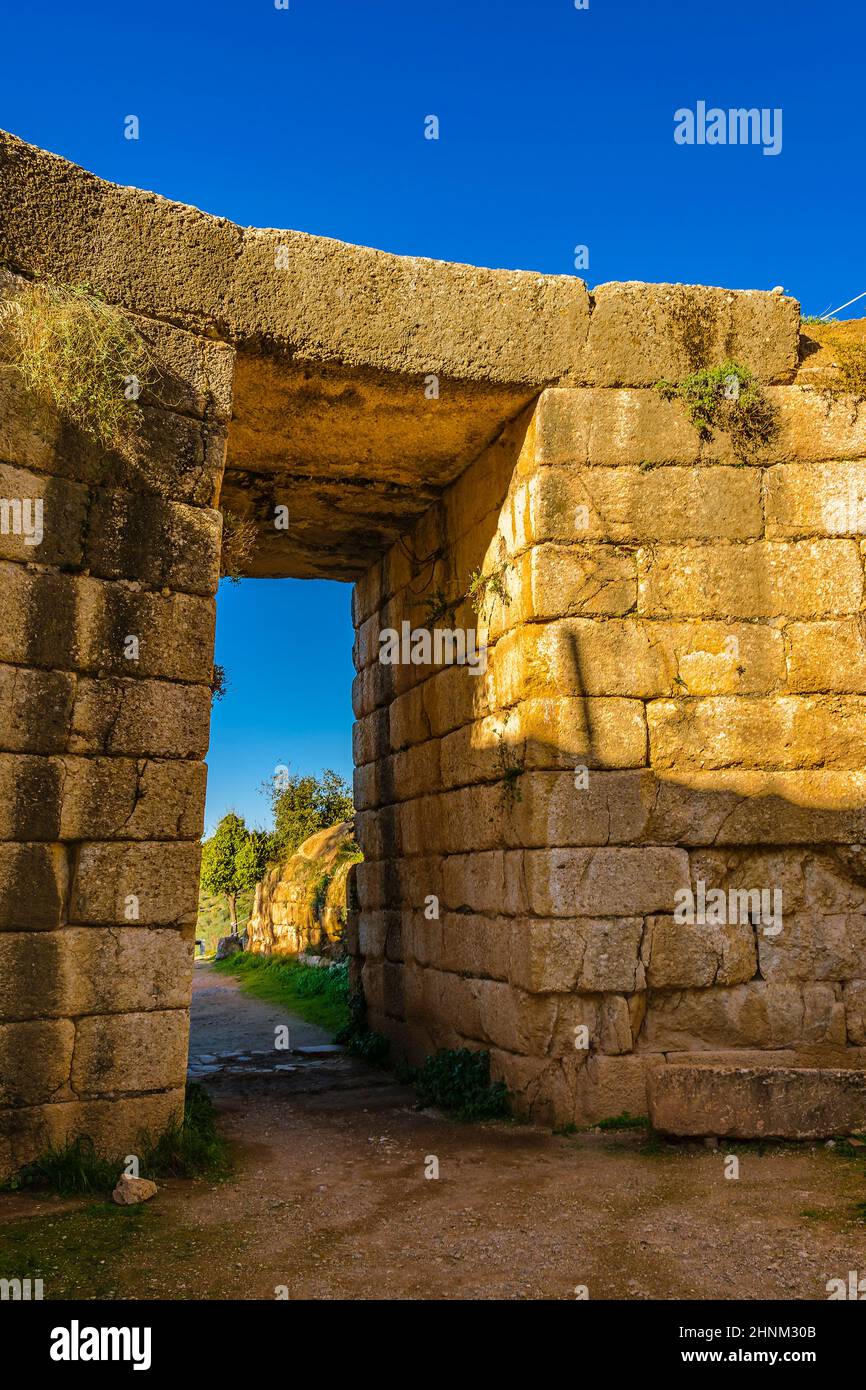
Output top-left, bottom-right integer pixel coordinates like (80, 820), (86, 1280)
(188, 571), (358, 1080)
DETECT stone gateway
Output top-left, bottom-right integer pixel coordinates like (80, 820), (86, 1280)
(0, 128), (864, 1176)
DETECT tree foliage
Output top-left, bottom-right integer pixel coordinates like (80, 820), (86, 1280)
(262, 767), (354, 860)
(200, 812), (258, 931)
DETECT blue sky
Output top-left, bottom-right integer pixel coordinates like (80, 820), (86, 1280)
(207, 579), (354, 836)
(4, 0), (864, 828)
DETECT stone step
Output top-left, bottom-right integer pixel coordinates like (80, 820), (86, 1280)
(648, 1064), (866, 1140)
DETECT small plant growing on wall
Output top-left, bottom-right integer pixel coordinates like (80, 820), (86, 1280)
(219, 510), (259, 582)
(467, 555), (513, 619)
(0, 278), (153, 446)
(495, 727), (525, 808)
(421, 584), (459, 628)
(655, 359), (776, 457)
(210, 663), (229, 703)
(823, 337), (866, 399)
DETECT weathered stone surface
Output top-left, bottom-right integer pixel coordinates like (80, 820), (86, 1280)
(69, 677), (212, 758)
(71, 1010), (189, 1097)
(522, 544), (637, 620)
(513, 697), (647, 769)
(486, 618), (785, 704)
(0, 1019), (74, 1105)
(0, 933), (67, 1019)
(0, 843), (67, 930)
(509, 918), (644, 993)
(640, 982), (844, 1051)
(70, 841), (201, 925)
(785, 620), (866, 693)
(647, 770), (866, 845)
(0, 1090), (185, 1180)
(648, 1064), (866, 1139)
(844, 983), (866, 1044)
(638, 541), (862, 619)
(85, 492), (222, 595)
(0, 564), (215, 681)
(0, 370), (227, 508)
(765, 460), (866, 538)
(528, 464), (762, 544)
(770, 387), (866, 463)
(0, 755), (205, 841)
(535, 387), (726, 468)
(0, 928), (192, 1020)
(582, 283), (799, 387)
(524, 847), (689, 917)
(0, 462), (88, 566)
(0, 664), (75, 753)
(758, 915), (866, 982)
(648, 695), (866, 770)
(472, 978), (558, 1056)
(643, 916), (757, 989)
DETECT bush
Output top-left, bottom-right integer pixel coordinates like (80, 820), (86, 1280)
(655, 360), (776, 456)
(413, 1048), (510, 1121)
(335, 987), (390, 1065)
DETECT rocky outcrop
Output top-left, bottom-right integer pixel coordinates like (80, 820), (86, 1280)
(246, 821), (361, 957)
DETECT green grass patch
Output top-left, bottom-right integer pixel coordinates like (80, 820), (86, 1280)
(139, 1083), (231, 1181)
(2, 1084), (230, 1197)
(411, 1048), (510, 1122)
(596, 1111), (650, 1132)
(213, 952), (352, 1036)
(0, 1199), (252, 1300)
(0, 1203), (155, 1300)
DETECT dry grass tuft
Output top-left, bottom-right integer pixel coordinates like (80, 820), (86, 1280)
(0, 279), (153, 446)
(220, 511), (259, 581)
(825, 336), (866, 399)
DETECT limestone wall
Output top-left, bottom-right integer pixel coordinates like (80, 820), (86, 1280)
(246, 820), (360, 956)
(0, 270), (233, 1175)
(2, 132), (865, 1159)
(349, 304), (866, 1126)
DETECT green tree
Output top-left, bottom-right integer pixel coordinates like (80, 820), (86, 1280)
(317, 768), (355, 827)
(234, 829), (271, 892)
(200, 813), (260, 933)
(262, 767), (354, 860)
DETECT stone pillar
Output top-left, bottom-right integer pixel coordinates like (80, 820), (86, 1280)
(0, 271), (233, 1177)
(351, 291), (866, 1129)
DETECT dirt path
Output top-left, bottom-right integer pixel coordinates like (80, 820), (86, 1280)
(2, 968), (865, 1300)
(188, 960), (334, 1064)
